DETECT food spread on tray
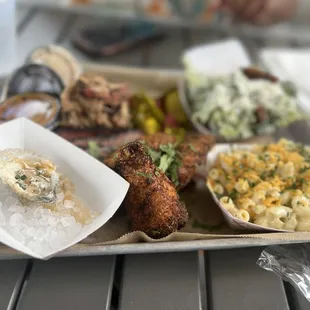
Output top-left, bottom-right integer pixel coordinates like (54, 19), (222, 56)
(0, 148), (98, 254)
(0, 43), (309, 257)
(207, 139), (310, 232)
(184, 68), (303, 141)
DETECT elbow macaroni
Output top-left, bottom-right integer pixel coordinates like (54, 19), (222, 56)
(236, 209), (250, 222)
(296, 219), (310, 232)
(208, 139), (310, 232)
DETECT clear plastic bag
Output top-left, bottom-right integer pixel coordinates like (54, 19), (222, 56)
(257, 244), (310, 303)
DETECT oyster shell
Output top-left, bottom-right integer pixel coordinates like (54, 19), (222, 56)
(0, 149), (59, 203)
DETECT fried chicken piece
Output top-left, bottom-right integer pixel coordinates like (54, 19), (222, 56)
(105, 132), (216, 190)
(139, 132), (177, 150)
(112, 141), (188, 238)
(138, 132), (216, 190)
(176, 134), (216, 190)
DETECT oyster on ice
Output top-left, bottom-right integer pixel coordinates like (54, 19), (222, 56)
(0, 149), (59, 203)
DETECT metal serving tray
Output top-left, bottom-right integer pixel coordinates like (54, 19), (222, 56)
(0, 64), (310, 259)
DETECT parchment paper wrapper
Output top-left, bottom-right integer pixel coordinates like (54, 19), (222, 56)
(83, 174), (310, 246)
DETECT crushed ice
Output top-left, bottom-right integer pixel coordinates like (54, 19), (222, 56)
(0, 183), (83, 255)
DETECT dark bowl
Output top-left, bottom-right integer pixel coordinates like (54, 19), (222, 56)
(1, 63), (65, 101)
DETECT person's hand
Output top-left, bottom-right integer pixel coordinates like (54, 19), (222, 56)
(210, 0), (298, 25)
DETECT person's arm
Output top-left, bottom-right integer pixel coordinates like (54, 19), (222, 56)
(210, 0), (298, 25)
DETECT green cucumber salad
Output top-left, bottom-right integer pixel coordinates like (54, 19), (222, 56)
(185, 69), (303, 141)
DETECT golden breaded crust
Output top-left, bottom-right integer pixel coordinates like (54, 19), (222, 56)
(176, 134), (216, 190)
(114, 141), (188, 238)
(138, 132), (177, 150)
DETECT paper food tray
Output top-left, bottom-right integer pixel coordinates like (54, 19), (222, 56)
(0, 118), (129, 259)
(206, 144), (288, 233)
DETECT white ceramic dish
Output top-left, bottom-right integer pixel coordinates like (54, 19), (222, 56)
(0, 118), (129, 259)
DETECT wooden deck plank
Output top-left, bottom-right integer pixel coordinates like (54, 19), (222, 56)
(207, 248), (289, 310)
(17, 256), (116, 310)
(0, 260), (28, 310)
(17, 9), (69, 65)
(119, 252), (202, 310)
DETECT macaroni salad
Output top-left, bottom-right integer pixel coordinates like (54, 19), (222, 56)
(207, 139), (310, 231)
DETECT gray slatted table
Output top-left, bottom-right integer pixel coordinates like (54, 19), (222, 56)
(0, 260), (28, 310)
(207, 248), (289, 310)
(16, 257), (116, 310)
(0, 5), (308, 310)
(119, 252), (201, 310)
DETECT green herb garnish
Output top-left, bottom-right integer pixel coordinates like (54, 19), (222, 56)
(150, 230), (161, 236)
(146, 143), (181, 188)
(147, 146), (161, 163)
(165, 160), (180, 187)
(17, 182), (26, 190)
(189, 144), (198, 153)
(300, 167), (310, 173)
(229, 189), (238, 200)
(249, 182), (256, 188)
(258, 155), (264, 161)
(88, 141), (101, 159)
(15, 174), (27, 181)
(287, 182), (298, 190)
(269, 170), (276, 177)
(158, 154), (174, 173)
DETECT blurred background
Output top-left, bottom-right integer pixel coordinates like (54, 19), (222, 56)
(3, 0), (310, 76)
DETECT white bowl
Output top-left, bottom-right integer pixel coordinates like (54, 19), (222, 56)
(0, 118), (129, 259)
